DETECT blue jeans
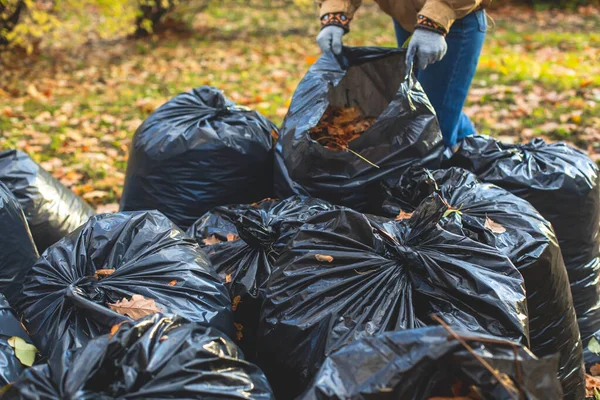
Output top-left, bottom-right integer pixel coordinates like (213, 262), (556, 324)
(394, 10), (487, 148)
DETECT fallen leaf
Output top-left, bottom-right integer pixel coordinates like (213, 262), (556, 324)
(315, 254), (334, 263)
(586, 374), (600, 397)
(226, 233), (239, 242)
(7, 337), (38, 367)
(484, 216), (506, 234)
(588, 337), (600, 355)
(96, 203), (119, 213)
(93, 269), (115, 279)
(108, 294), (162, 320)
(109, 321), (125, 338)
(168, 280), (177, 286)
(271, 129), (279, 140)
(82, 190), (109, 200)
(202, 235), (222, 245)
(309, 106), (376, 151)
(591, 364), (600, 376)
(305, 55), (318, 64)
(232, 295), (241, 312)
(395, 210), (413, 220)
(225, 274), (232, 283)
(234, 322), (244, 341)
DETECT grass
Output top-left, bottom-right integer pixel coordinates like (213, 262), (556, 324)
(0, 3), (599, 207)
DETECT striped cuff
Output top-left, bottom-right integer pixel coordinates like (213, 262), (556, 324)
(320, 12), (351, 34)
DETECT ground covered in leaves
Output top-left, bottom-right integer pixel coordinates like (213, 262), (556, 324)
(1, 3), (599, 210)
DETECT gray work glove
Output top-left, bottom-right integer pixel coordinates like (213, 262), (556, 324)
(406, 29), (447, 70)
(317, 25), (344, 55)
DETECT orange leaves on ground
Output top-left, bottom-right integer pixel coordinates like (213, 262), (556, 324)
(93, 269), (115, 279)
(108, 294), (161, 320)
(586, 374), (600, 397)
(484, 216), (506, 234)
(315, 254), (334, 263)
(309, 106), (376, 151)
(395, 211), (413, 221)
(591, 363), (600, 376)
(232, 295), (241, 312)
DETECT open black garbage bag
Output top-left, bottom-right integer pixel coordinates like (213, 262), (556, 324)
(1, 294), (36, 388)
(257, 195), (528, 398)
(120, 86), (276, 230)
(447, 135), (600, 363)
(0, 150), (95, 254)
(373, 167), (585, 399)
(0, 182), (39, 306)
(273, 46), (444, 212)
(16, 210), (233, 360)
(299, 326), (562, 400)
(3, 313), (274, 399)
(186, 195), (338, 360)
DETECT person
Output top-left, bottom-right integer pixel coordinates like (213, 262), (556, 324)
(316, 0), (489, 149)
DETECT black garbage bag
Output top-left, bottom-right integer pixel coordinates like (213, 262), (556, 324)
(0, 182), (39, 306)
(257, 195), (529, 398)
(299, 326), (562, 400)
(16, 210), (233, 360)
(0, 150), (95, 254)
(273, 46), (444, 212)
(2, 313), (274, 399)
(1, 294), (37, 388)
(373, 167), (585, 398)
(186, 195), (338, 360)
(120, 86), (276, 230)
(447, 135), (600, 363)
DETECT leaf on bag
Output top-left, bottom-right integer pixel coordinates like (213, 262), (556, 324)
(109, 321), (126, 338)
(234, 322), (244, 341)
(271, 129), (279, 140)
(589, 337), (600, 355)
(315, 254), (334, 263)
(225, 274), (232, 283)
(309, 106), (376, 151)
(591, 364), (600, 376)
(108, 294), (162, 320)
(168, 280), (177, 286)
(484, 216), (506, 234)
(202, 235), (222, 245)
(7, 337), (38, 367)
(226, 233), (239, 242)
(93, 269), (115, 280)
(586, 374), (600, 398)
(395, 210), (413, 220)
(443, 208), (463, 218)
(232, 295), (241, 312)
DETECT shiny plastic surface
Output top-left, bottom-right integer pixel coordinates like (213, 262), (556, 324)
(274, 46), (444, 211)
(120, 86), (275, 230)
(374, 167), (585, 399)
(0, 182), (38, 306)
(3, 314), (274, 399)
(257, 195), (529, 398)
(0, 149), (95, 253)
(448, 135), (600, 363)
(186, 195), (338, 360)
(0, 294), (33, 387)
(299, 326), (562, 400)
(16, 211), (233, 361)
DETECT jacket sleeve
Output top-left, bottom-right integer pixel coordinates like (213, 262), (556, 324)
(316, 0), (363, 20)
(419, 0), (483, 32)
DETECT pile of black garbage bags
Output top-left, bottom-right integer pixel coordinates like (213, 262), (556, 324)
(1, 47), (599, 400)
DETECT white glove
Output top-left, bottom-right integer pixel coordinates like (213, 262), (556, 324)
(317, 25), (345, 55)
(406, 29), (448, 70)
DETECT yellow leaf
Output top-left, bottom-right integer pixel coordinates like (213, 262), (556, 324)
(108, 294), (161, 320)
(7, 337), (37, 367)
(315, 254), (334, 263)
(484, 216), (506, 234)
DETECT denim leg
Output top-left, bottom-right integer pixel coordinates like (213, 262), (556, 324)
(395, 11), (487, 147)
(394, 19), (412, 50)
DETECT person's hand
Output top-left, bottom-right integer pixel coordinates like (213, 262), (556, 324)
(406, 29), (447, 70)
(317, 25), (344, 55)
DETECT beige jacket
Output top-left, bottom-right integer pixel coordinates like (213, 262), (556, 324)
(317, 0), (490, 33)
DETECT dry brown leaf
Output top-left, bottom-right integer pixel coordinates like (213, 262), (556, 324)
(395, 211), (413, 221)
(309, 106), (376, 151)
(232, 295), (241, 312)
(586, 374), (600, 397)
(225, 274), (232, 283)
(108, 294), (162, 320)
(234, 322), (244, 341)
(202, 235), (222, 245)
(226, 233), (239, 242)
(591, 363), (600, 376)
(484, 216), (506, 234)
(168, 280), (177, 286)
(315, 254), (334, 263)
(93, 269), (115, 279)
